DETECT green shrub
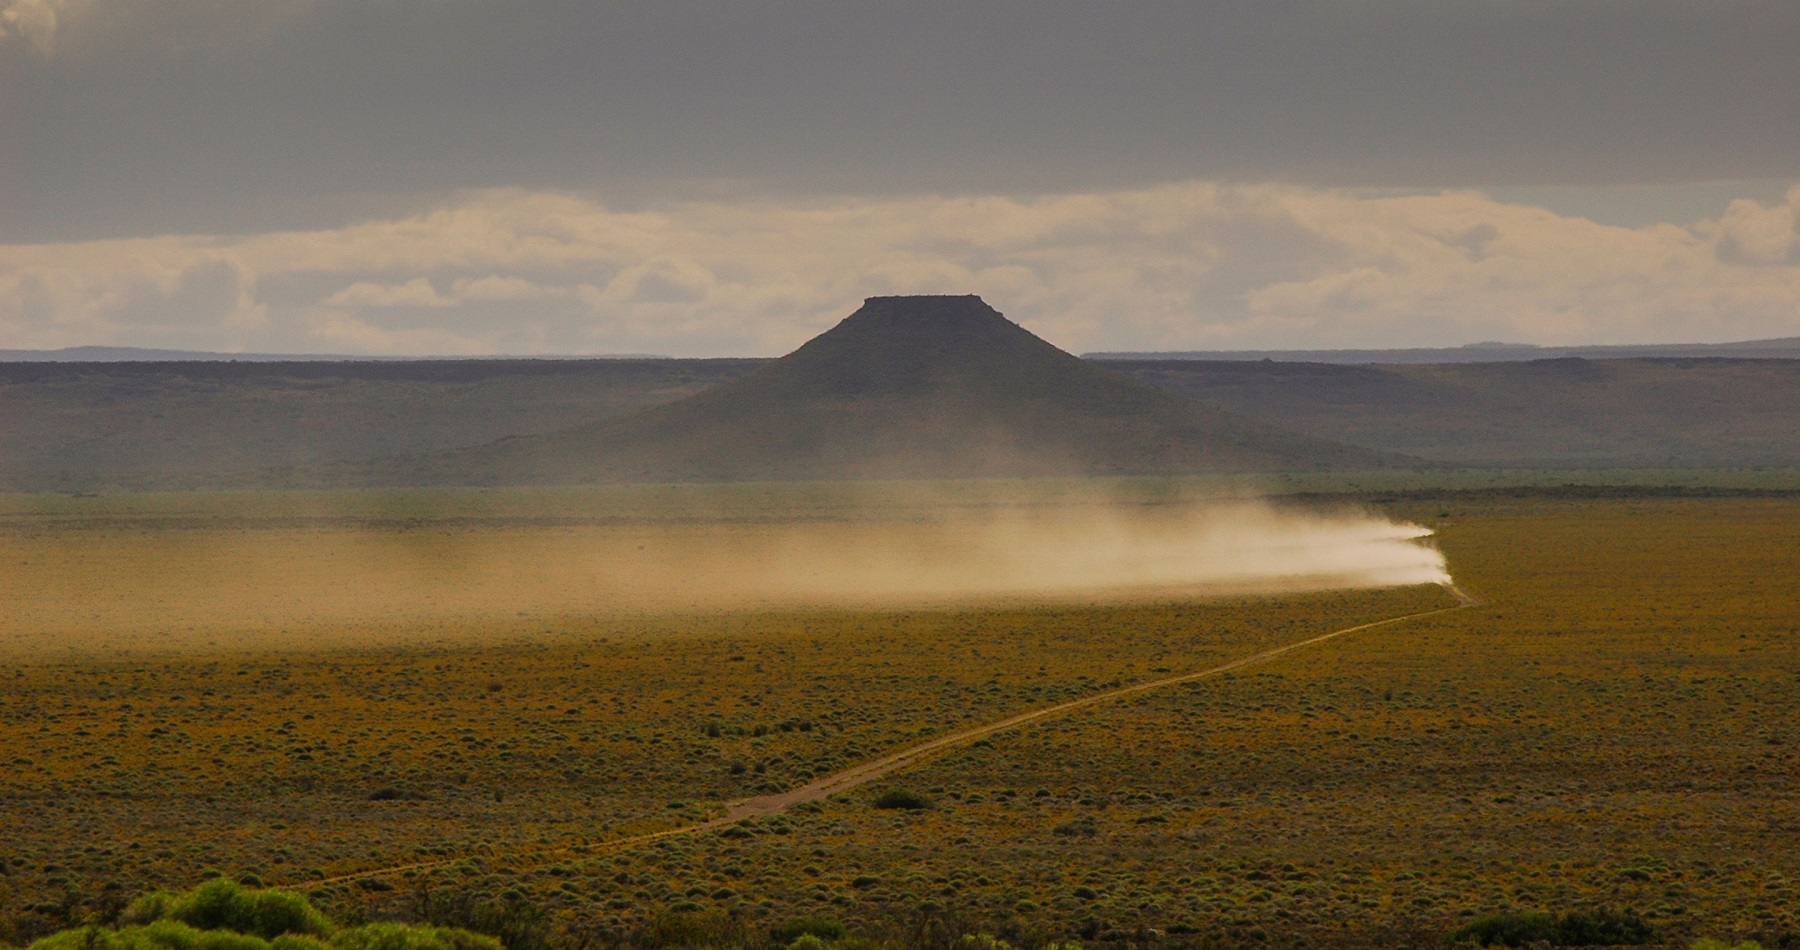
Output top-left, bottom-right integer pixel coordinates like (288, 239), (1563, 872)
(407, 888), (546, 950)
(330, 925), (499, 950)
(1553, 910), (1657, 947)
(29, 921), (493, 950)
(870, 789), (931, 810)
(32, 885), (494, 950)
(124, 894), (176, 928)
(126, 881), (330, 941)
(771, 918), (846, 944)
(30, 920), (273, 950)
(633, 910), (753, 950)
(1452, 911), (1557, 947)
(1691, 941), (1766, 950)
(270, 938), (332, 950)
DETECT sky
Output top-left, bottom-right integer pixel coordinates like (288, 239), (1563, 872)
(2, 0), (1798, 357)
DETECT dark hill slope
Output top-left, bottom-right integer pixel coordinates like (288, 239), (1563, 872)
(1088, 335), (1800, 363)
(368, 296), (1397, 485)
(0, 359), (761, 491)
(8, 339), (1796, 493)
(1114, 357), (1800, 468)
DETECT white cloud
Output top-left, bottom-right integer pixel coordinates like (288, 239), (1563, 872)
(1, 182), (1798, 356)
(0, 0), (75, 54)
(0, 0), (329, 59)
(1702, 186), (1800, 268)
(324, 278), (456, 309)
(451, 275), (562, 302)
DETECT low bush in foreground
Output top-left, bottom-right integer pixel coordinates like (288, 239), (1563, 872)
(870, 789), (932, 811)
(25, 883), (497, 950)
(772, 918), (848, 944)
(124, 880), (333, 940)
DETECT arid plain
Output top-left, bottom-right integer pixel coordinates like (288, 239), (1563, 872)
(3, 487), (1795, 949)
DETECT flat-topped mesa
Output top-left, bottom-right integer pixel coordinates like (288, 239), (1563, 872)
(855, 294), (998, 315)
(859, 293), (995, 309)
(864, 293), (988, 304)
(824, 294), (1022, 345)
(780, 294), (1066, 394)
(358, 295), (1407, 484)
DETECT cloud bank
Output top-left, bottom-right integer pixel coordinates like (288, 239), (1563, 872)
(7, 2), (1797, 241)
(0, 0), (73, 53)
(1, 182), (1797, 356)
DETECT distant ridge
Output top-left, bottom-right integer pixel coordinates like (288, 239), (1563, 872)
(0, 346), (668, 362)
(8, 313), (1799, 492)
(23, 335), (1797, 366)
(356, 295), (1403, 486)
(1108, 357), (1800, 469)
(1086, 336), (1800, 364)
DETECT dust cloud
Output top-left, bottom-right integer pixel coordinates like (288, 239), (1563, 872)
(0, 490), (1450, 657)
(657, 499), (1451, 605)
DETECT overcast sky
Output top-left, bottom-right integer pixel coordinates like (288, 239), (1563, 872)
(3, 0), (1798, 355)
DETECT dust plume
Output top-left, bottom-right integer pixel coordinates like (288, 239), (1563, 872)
(642, 498), (1451, 606)
(0, 487), (1451, 657)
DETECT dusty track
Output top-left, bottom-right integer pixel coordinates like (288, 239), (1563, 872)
(305, 583), (1478, 888)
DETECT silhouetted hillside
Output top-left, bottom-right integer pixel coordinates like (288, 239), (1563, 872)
(0, 359), (760, 491)
(1112, 357), (1800, 468)
(361, 296), (1397, 485)
(9, 311), (1798, 493)
(1088, 336), (1800, 363)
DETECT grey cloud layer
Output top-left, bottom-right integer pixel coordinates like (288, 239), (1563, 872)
(5, 1), (1798, 241)
(4, 183), (1796, 356)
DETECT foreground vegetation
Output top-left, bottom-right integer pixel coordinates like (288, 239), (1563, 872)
(21, 879), (496, 950)
(3, 490), (1797, 948)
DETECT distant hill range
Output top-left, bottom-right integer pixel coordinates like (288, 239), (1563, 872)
(0, 346), (668, 362)
(1106, 358), (1800, 469)
(0, 346), (399, 362)
(16, 335), (1798, 365)
(345, 295), (1393, 486)
(5, 302), (1799, 492)
(1087, 337), (1800, 363)
(0, 359), (762, 491)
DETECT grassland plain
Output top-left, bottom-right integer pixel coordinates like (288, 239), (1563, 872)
(2, 490), (1796, 950)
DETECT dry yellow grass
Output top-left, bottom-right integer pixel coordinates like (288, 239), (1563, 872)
(2, 490), (1796, 949)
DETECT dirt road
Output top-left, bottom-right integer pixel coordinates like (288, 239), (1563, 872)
(306, 583), (1477, 887)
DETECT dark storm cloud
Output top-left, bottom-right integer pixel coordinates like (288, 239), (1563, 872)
(5, 0), (1798, 241)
